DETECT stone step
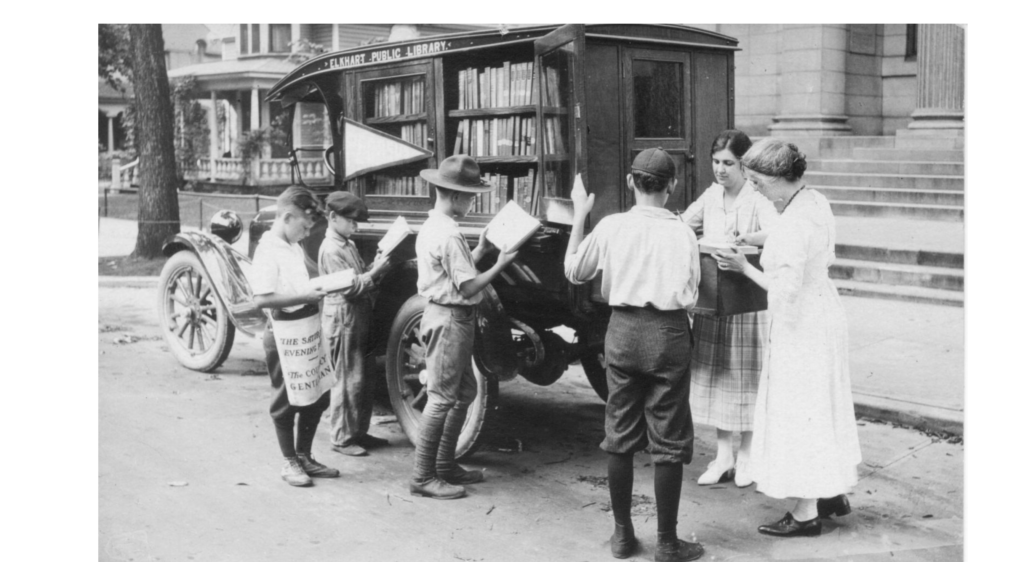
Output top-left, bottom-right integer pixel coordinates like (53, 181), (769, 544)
(833, 279), (963, 307)
(835, 244), (963, 269)
(829, 200), (964, 222)
(805, 171), (963, 191)
(847, 148), (964, 162)
(815, 186), (963, 207)
(829, 258), (963, 292)
(818, 136), (896, 150)
(808, 159), (964, 176)
(894, 136), (965, 151)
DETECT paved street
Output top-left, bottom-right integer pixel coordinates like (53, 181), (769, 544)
(99, 284), (963, 562)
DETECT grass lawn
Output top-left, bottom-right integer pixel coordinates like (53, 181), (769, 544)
(99, 255), (168, 276)
(99, 191), (268, 230)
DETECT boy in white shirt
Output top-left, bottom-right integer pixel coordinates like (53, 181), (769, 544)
(251, 186), (339, 487)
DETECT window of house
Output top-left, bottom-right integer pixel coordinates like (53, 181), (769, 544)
(250, 24), (261, 54)
(906, 24), (918, 60)
(240, 24), (248, 55)
(270, 25), (291, 53)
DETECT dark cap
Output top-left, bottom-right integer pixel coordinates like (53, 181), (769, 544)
(325, 191), (369, 221)
(631, 148), (677, 179)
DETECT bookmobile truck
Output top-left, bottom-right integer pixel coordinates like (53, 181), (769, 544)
(158, 24), (739, 458)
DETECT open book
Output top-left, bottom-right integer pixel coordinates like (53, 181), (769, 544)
(485, 200), (542, 252)
(542, 197), (575, 226)
(377, 215), (417, 262)
(306, 269), (355, 294)
(699, 240), (759, 255)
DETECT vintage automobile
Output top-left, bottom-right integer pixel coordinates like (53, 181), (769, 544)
(158, 24), (738, 458)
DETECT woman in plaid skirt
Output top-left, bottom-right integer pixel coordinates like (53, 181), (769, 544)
(679, 130), (778, 488)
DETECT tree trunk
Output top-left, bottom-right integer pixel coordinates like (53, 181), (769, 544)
(129, 24), (180, 258)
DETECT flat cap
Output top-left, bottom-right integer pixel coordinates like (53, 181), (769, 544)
(325, 191), (369, 221)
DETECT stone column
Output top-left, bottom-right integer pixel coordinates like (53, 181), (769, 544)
(769, 24), (852, 136)
(250, 87), (260, 131)
(906, 24), (964, 134)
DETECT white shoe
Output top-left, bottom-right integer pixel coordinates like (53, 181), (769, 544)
(697, 459), (735, 486)
(734, 459), (753, 488)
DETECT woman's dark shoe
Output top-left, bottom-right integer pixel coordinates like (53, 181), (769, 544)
(655, 538), (704, 562)
(817, 495), (852, 519)
(610, 522), (638, 559)
(757, 512), (822, 537)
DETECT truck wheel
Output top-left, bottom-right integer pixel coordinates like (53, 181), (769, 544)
(385, 295), (497, 460)
(580, 349), (608, 402)
(158, 251), (236, 372)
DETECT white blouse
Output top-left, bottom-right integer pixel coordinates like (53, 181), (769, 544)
(680, 181), (779, 243)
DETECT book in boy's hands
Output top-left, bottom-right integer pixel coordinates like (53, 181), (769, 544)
(485, 199), (542, 252)
(699, 240), (759, 255)
(542, 197), (574, 226)
(377, 215), (417, 262)
(307, 269), (355, 294)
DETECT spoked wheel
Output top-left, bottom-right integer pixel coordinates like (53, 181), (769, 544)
(385, 295), (497, 460)
(158, 251), (235, 372)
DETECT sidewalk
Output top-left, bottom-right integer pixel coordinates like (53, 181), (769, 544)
(99, 218), (964, 436)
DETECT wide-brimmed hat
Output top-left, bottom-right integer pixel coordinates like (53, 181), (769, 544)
(419, 155), (493, 193)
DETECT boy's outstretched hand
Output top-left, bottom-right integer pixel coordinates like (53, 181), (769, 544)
(570, 173), (594, 221)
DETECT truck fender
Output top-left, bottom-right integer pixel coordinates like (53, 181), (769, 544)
(161, 232), (267, 337)
(474, 285), (520, 382)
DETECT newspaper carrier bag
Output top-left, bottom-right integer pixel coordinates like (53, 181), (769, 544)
(271, 312), (333, 406)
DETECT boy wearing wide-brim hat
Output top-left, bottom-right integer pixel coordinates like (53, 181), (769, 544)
(318, 191), (394, 458)
(409, 155), (519, 500)
(565, 149), (704, 561)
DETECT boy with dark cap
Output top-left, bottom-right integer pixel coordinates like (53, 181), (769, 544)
(410, 155), (519, 500)
(565, 149), (704, 561)
(251, 185), (340, 487)
(319, 191), (393, 457)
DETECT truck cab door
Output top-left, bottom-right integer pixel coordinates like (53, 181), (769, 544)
(534, 24), (587, 217)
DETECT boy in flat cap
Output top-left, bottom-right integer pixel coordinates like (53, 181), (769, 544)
(319, 191), (394, 457)
(565, 149), (704, 561)
(410, 155), (519, 500)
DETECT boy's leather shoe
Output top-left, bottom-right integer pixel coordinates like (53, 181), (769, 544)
(757, 512), (822, 537)
(332, 443), (368, 457)
(655, 538), (704, 562)
(817, 495), (852, 519)
(281, 458), (312, 487)
(409, 478), (466, 500)
(438, 465), (484, 485)
(296, 453), (340, 478)
(610, 522), (638, 559)
(357, 434), (390, 449)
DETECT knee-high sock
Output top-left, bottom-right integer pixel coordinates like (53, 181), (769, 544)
(655, 462), (684, 540)
(413, 399), (449, 482)
(295, 408), (321, 456)
(608, 452), (635, 527)
(273, 415), (296, 458)
(436, 402), (468, 475)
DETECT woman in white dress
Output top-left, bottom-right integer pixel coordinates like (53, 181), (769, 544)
(714, 139), (861, 537)
(680, 130), (778, 488)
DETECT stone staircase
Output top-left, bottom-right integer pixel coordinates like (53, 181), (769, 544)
(800, 135), (965, 307)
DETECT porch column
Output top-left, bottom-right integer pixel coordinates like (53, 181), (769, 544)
(769, 24), (853, 136)
(906, 24), (965, 134)
(106, 111), (116, 156)
(208, 91), (219, 181)
(250, 87), (261, 133)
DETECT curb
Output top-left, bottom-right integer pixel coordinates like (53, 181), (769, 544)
(99, 276), (158, 288)
(853, 392), (963, 437)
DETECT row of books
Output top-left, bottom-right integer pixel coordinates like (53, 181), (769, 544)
(451, 116), (566, 157)
(369, 174), (429, 197)
(371, 79), (426, 118)
(399, 122), (429, 148)
(458, 62), (535, 110)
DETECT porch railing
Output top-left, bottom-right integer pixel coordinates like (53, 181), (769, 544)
(111, 158), (139, 191)
(190, 157), (330, 185)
